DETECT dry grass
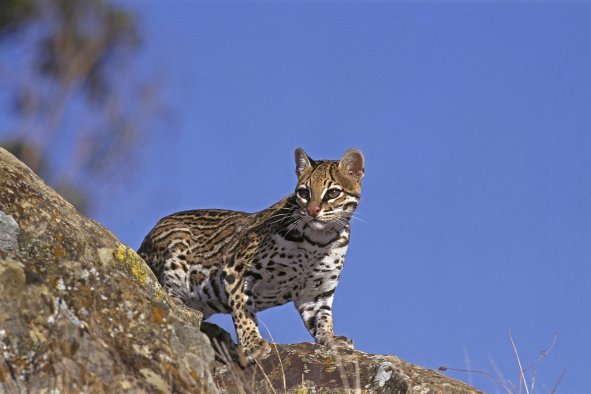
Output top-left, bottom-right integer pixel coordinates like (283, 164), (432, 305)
(440, 331), (565, 394)
(210, 319), (365, 394)
(211, 338), (282, 394)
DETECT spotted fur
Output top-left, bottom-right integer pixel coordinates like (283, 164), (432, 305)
(138, 148), (364, 358)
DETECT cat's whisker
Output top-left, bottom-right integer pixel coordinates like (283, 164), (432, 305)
(266, 215), (295, 226)
(267, 210), (299, 224)
(350, 215), (368, 224)
(277, 218), (299, 231)
(284, 218), (301, 238)
(332, 218), (349, 229)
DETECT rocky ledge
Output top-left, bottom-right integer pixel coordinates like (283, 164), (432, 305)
(0, 147), (480, 393)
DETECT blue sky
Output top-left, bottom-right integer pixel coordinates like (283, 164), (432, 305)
(95, 1), (591, 392)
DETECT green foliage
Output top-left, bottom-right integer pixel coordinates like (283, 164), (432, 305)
(1, 0), (140, 100)
(0, 0), (35, 35)
(0, 0), (160, 213)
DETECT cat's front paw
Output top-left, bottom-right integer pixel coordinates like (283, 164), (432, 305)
(320, 335), (354, 350)
(238, 338), (272, 366)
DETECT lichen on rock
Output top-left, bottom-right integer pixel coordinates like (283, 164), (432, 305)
(209, 334), (481, 393)
(112, 243), (167, 302)
(114, 244), (149, 284)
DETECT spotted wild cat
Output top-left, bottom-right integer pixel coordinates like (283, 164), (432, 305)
(138, 147), (364, 359)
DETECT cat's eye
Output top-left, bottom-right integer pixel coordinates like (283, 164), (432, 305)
(297, 188), (310, 200)
(325, 188), (341, 200)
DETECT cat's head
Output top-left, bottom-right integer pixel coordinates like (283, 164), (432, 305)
(293, 147), (364, 230)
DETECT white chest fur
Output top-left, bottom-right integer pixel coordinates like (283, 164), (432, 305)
(250, 230), (348, 310)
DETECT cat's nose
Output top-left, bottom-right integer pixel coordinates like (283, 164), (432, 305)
(307, 205), (321, 218)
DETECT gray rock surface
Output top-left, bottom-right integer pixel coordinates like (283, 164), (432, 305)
(0, 147), (216, 393)
(207, 329), (482, 394)
(0, 210), (19, 252)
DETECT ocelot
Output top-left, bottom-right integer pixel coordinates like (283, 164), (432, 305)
(138, 147), (364, 359)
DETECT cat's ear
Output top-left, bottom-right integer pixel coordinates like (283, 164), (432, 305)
(339, 148), (364, 180)
(294, 147), (314, 177)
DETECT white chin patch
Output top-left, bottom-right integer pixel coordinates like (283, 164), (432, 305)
(309, 220), (327, 230)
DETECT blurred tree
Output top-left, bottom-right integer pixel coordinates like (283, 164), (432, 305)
(0, 0), (162, 213)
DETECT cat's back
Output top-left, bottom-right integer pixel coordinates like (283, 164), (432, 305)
(138, 209), (250, 274)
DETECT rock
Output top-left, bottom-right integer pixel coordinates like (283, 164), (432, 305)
(0, 210), (19, 252)
(207, 327), (482, 394)
(0, 148), (216, 393)
(0, 147), (480, 393)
